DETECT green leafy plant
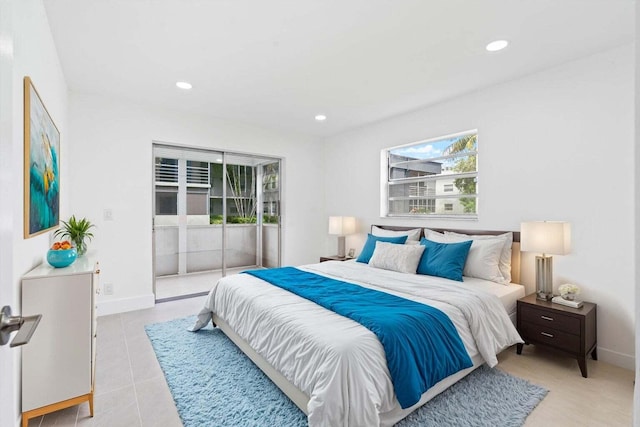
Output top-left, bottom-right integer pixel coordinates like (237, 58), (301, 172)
(209, 215), (258, 224)
(447, 133), (478, 214)
(54, 215), (95, 256)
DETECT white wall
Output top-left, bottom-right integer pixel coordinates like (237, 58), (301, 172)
(0, 0), (68, 425)
(323, 45), (635, 370)
(67, 92), (325, 315)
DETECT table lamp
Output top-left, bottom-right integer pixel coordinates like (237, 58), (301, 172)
(328, 216), (356, 257)
(520, 221), (571, 301)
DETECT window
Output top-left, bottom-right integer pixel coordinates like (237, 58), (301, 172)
(155, 149), (281, 225)
(187, 160), (209, 186)
(262, 162), (280, 224)
(154, 158), (179, 215)
(155, 158), (178, 183)
(187, 188), (208, 215)
(155, 186), (177, 215)
(383, 130), (477, 218)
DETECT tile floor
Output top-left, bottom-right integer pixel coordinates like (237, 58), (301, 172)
(26, 296), (634, 426)
(155, 267), (254, 300)
(26, 296), (204, 427)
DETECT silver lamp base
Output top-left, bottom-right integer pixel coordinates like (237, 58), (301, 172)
(336, 236), (346, 258)
(535, 255), (553, 301)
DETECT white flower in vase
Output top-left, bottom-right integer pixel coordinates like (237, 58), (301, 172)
(558, 283), (580, 301)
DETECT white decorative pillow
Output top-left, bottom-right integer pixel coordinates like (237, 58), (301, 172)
(445, 231), (513, 284)
(372, 226), (421, 242)
(422, 231), (505, 283)
(423, 228), (446, 240)
(368, 241), (425, 274)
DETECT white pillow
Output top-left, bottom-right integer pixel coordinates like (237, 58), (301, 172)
(368, 241), (425, 274)
(445, 231), (513, 284)
(422, 230), (505, 283)
(424, 228), (445, 240)
(372, 226), (421, 242)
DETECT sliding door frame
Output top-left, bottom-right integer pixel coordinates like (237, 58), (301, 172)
(151, 141), (282, 300)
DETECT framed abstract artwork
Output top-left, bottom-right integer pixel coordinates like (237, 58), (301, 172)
(24, 76), (60, 238)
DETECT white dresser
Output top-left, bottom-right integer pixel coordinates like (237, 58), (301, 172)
(21, 257), (99, 427)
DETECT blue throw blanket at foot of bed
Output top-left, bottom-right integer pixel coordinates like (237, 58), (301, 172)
(244, 267), (473, 408)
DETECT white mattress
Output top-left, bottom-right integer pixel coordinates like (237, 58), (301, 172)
(460, 276), (526, 317)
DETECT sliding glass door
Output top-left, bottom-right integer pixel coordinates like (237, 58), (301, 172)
(260, 160), (280, 268)
(152, 144), (281, 300)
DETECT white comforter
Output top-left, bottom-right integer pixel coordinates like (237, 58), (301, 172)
(192, 261), (522, 427)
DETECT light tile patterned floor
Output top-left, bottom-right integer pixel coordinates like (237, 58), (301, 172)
(27, 295), (634, 426)
(27, 296), (204, 427)
(155, 267), (254, 300)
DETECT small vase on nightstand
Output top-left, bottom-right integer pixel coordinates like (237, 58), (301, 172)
(557, 283), (580, 302)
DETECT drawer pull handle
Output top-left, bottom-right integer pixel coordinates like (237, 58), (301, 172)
(540, 315), (554, 321)
(540, 332), (554, 338)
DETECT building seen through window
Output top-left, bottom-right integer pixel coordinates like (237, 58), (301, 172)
(155, 157), (279, 224)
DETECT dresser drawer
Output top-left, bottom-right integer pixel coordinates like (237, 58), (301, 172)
(520, 305), (580, 334)
(520, 322), (581, 353)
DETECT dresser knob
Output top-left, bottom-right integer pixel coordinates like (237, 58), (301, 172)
(540, 332), (554, 338)
(540, 315), (554, 321)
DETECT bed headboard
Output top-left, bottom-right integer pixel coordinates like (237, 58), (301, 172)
(371, 225), (521, 284)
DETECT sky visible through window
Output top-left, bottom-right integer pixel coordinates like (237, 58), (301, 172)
(391, 137), (459, 160)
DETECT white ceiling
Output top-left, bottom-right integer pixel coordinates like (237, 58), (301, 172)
(43, 0), (634, 138)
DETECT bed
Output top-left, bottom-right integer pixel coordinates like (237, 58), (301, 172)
(192, 226), (525, 426)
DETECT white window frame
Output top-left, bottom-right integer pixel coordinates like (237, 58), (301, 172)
(380, 129), (478, 220)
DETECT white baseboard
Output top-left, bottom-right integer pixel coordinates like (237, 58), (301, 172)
(97, 294), (155, 316)
(598, 347), (635, 371)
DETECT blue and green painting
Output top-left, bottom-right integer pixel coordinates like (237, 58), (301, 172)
(27, 81), (59, 236)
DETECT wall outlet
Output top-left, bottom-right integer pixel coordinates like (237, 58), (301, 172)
(104, 283), (114, 295)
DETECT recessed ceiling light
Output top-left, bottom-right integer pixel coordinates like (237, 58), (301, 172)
(176, 81), (192, 90)
(486, 40), (509, 52)
(315, 114), (327, 121)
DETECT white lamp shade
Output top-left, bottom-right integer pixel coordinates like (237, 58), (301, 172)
(520, 221), (571, 255)
(328, 216), (356, 236)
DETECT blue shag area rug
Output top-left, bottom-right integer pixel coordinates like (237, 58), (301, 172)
(145, 316), (547, 427)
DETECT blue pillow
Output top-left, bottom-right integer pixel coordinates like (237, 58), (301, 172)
(356, 234), (408, 264)
(417, 238), (472, 282)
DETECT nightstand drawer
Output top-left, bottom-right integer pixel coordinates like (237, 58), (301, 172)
(519, 322), (581, 353)
(519, 305), (580, 334)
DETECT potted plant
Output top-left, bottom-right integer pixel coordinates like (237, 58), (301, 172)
(54, 215), (95, 256)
